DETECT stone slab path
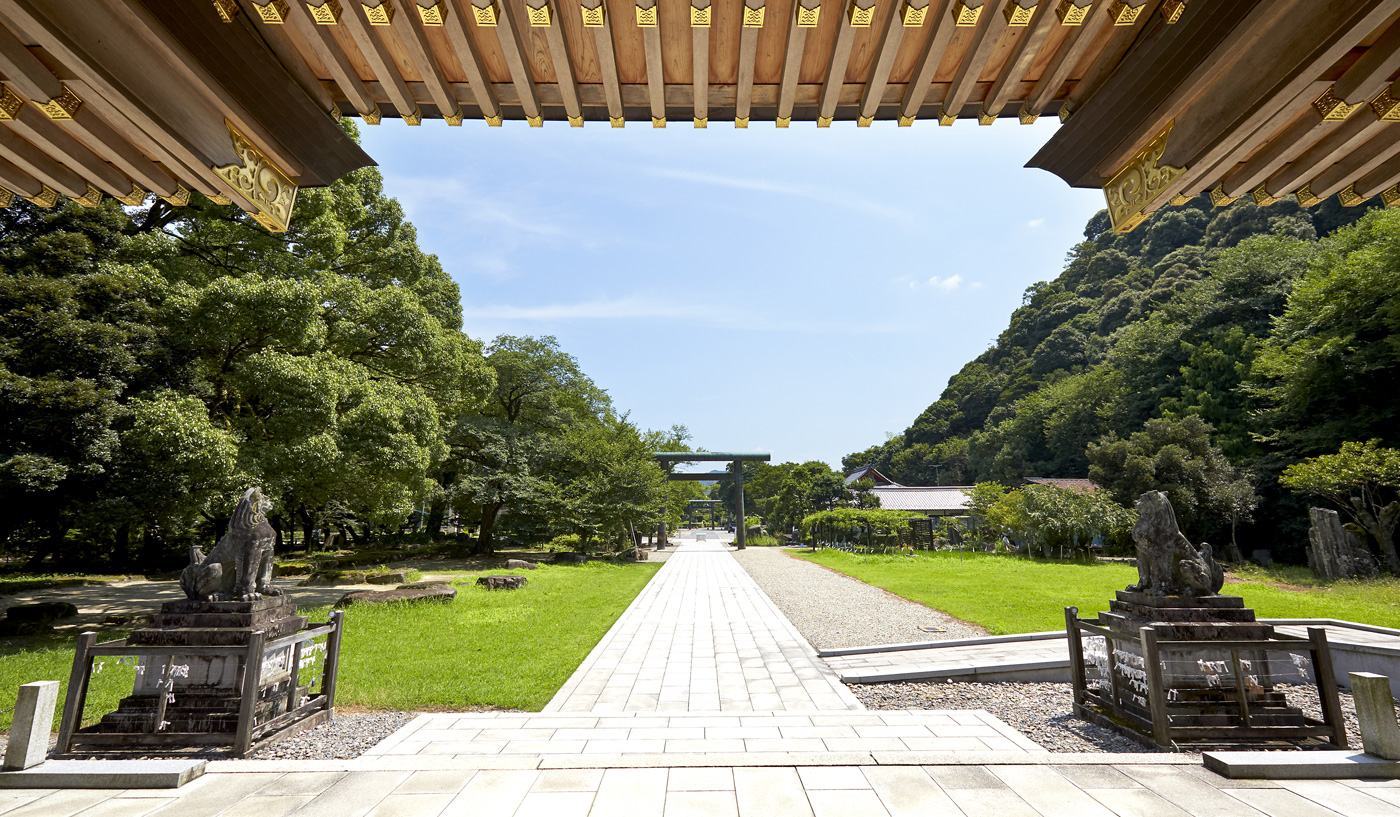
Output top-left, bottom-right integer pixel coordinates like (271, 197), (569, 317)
(822, 634), (1070, 684)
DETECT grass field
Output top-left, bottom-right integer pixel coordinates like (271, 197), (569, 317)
(0, 561), (659, 731)
(795, 549), (1400, 635)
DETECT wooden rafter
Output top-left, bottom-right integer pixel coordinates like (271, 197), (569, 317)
(0, 153), (45, 199)
(775, 0), (811, 125)
(640, 1), (665, 124)
(1355, 148), (1400, 198)
(288, 1), (380, 119)
(239, 1), (334, 111)
(489, 0), (545, 121)
(589, 0), (625, 124)
(693, 0), (709, 126)
(734, 0), (762, 125)
(2, 96), (135, 198)
(0, 123), (89, 198)
(898, 0), (953, 123)
(385, 0), (464, 121)
(1307, 126), (1400, 200)
(1262, 98), (1393, 198)
(1063, 0), (1159, 116)
(981, 0), (1058, 122)
(1022, 0), (1107, 120)
(858, 0), (912, 123)
(941, 0), (1014, 124)
(442, 0), (502, 121)
(532, 0), (584, 123)
(339, 0), (422, 121)
(817, 0), (865, 124)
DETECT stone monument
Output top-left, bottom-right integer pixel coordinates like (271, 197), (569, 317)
(58, 488), (342, 757)
(1066, 491), (1346, 751)
(1307, 507), (1378, 581)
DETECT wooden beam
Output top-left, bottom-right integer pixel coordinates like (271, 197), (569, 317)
(531, 0), (584, 123)
(735, 0), (762, 125)
(1022, 0), (1107, 120)
(940, 0), (1014, 123)
(237, 1), (335, 111)
(488, 0), (546, 122)
(981, 0), (1059, 122)
(1, 89), (136, 198)
(386, 0), (464, 122)
(1305, 125), (1400, 201)
(693, 0), (709, 126)
(339, 0), (423, 121)
(817, 0), (866, 125)
(0, 124), (90, 198)
(1062, 0), (1158, 116)
(442, 0), (503, 121)
(0, 153), (45, 200)
(1355, 148), (1400, 199)
(898, 0), (953, 123)
(588, 0), (625, 124)
(776, 0), (812, 125)
(640, 0), (665, 124)
(857, 0), (914, 123)
(287, 1), (381, 119)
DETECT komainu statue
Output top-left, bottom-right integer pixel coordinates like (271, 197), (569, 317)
(180, 487), (282, 602)
(1127, 490), (1224, 597)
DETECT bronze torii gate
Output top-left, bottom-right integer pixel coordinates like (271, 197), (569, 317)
(686, 499), (724, 530)
(654, 452), (771, 550)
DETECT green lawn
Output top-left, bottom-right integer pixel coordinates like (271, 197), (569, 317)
(0, 561), (658, 731)
(794, 549), (1400, 635)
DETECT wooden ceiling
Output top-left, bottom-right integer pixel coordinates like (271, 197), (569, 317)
(0, 0), (1395, 231)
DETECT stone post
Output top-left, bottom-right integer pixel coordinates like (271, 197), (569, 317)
(1349, 672), (1400, 760)
(735, 464), (746, 550)
(3, 681), (59, 770)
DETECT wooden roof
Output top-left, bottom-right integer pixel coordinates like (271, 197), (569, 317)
(0, 0), (1396, 231)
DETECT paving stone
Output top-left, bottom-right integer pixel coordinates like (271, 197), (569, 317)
(667, 768), (734, 791)
(1084, 789), (1193, 817)
(393, 771), (474, 794)
(514, 791), (596, 817)
(732, 767), (813, 817)
(440, 770), (539, 817)
(1115, 765), (1270, 817)
(806, 789), (891, 817)
(861, 766), (961, 817)
(1227, 787), (1360, 817)
(1279, 781), (1400, 817)
(283, 771), (409, 817)
(796, 766), (871, 790)
(216, 795), (314, 817)
(589, 769), (667, 817)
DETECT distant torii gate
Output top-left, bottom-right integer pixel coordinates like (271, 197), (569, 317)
(686, 499), (724, 530)
(654, 452), (771, 550)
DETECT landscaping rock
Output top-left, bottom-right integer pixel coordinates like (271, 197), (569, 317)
(0, 619), (53, 637)
(476, 575), (527, 590)
(553, 553), (589, 564)
(334, 584), (456, 607)
(5, 601), (79, 623)
(300, 570), (367, 586)
(505, 559), (539, 570)
(366, 572), (406, 585)
(399, 581), (451, 590)
(617, 548), (648, 562)
(102, 613), (154, 627)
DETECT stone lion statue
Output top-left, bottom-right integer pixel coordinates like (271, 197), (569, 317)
(1127, 490), (1224, 597)
(180, 487), (282, 602)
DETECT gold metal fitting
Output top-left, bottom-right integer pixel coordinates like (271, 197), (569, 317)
(977, 108), (996, 125)
(652, 116), (665, 128)
(0, 85), (24, 120)
(27, 185), (58, 208)
(1381, 185), (1399, 208)
(0, 187), (16, 208)
(1058, 103), (1072, 123)
(527, 3), (552, 25)
(775, 116), (790, 128)
(255, 0), (292, 23)
(474, 2), (499, 25)
(362, 1), (394, 24)
(898, 114), (915, 126)
(212, 0), (240, 22)
(1003, 1), (1035, 26)
(1168, 193), (1190, 206)
(569, 115), (584, 127)
(1313, 86), (1361, 122)
(1337, 184), (1367, 207)
(1054, 0), (1087, 24)
(1160, 0), (1184, 23)
(742, 5), (764, 26)
(35, 85), (83, 120)
(116, 183), (147, 206)
(938, 111), (956, 126)
(610, 116), (625, 127)
(1295, 183), (1322, 207)
(419, 2), (448, 24)
(162, 184), (192, 207)
(901, 1), (926, 25)
(951, 0), (980, 25)
(636, 4), (658, 25)
(1251, 184), (1278, 206)
(857, 115), (872, 127)
(1105, 0), (1140, 25)
(445, 108), (464, 126)
(848, 1), (874, 26)
(208, 193), (233, 205)
(73, 183), (103, 208)
(796, 4), (820, 26)
(486, 114), (503, 126)
(403, 106), (423, 125)
(690, 4), (710, 26)
(362, 103), (382, 124)
(817, 116), (832, 127)
(581, 3), (605, 26)
(1018, 105), (1038, 125)
(307, 0), (343, 23)
(694, 117), (707, 128)
(1371, 86), (1400, 121)
(735, 116), (749, 128)
(1209, 183), (1237, 207)
(528, 114), (544, 127)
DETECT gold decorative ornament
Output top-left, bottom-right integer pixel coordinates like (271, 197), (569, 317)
(474, 2), (499, 24)
(161, 184), (192, 207)
(1003, 1), (1035, 26)
(1381, 185), (1399, 207)
(419, 2), (447, 24)
(213, 0), (240, 21)
(848, 1), (874, 26)
(363, 104), (382, 124)
(1168, 193), (1189, 206)
(796, 4), (820, 26)
(255, 0), (291, 23)
(1054, 0), (1086, 24)
(0, 85), (25, 120)
(610, 116), (625, 127)
(1159, 0), (1184, 23)
(693, 117), (706, 128)
(26, 185), (58, 208)
(735, 116), (749, 128)
(1371, 86), (1400, 121)
(898, 114), (915, 126)
(977, 108), (995, 125)
(307, 0), (343, 23)
(857, 115), (872, 127)
(581, 3), (605, 26)
(528, 114), (543, 126)
(486, 114), (503, 125)
(1106, 0), (1140, 25)
(951, 0), (980, 25)
(1295, 183), (1322, 207)
(1208, 183), (1236, 207)
(115, 183), (147, 206)
(362, 1), (394, 24)
(1312, 87), (1360, 122)
(35, 85), (83, 120)
(814, 116), (830, 127)
(690, 4), (710, 26)
(938, 111), (956, 126)
(73, 183), (103, 208)
(1337, 184), (1367, 207)
(403, 106), (422, 125)
(775, 116), (790, 127)
(652, 116), (665, 127)
(901, 1), (925, 26)
(445, 108), (464, 125)
(1251, 184), (1278, 206)
(1102, 121), (1185, 233)
(569, 115), (584, 127)
(636, 4), (658, 25)
(1018, 105), (1038, 124)
(208, 193), (232, 205)
(743, 5), (765, 26)
(0, 188), (12, 208)
(212, 124), (296, 231)
(527, 3), (552, 25)
(1058, 102), (1072, 122)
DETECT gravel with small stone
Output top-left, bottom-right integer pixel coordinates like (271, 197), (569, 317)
(245, 710), (415, 760)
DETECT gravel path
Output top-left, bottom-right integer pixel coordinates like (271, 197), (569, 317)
(731, 547), (986, 650)
(246, 711), (415, 760)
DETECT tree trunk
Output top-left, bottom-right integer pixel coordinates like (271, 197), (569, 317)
(269, 514), (285, 552)
(298, 505), (316, 553)
(1351, 497), (1400, 574)
(113, 523), (133, 571)
(425, 499), (446, 541)
(210, 516), (229, 547)
(475, 503), (502, 555)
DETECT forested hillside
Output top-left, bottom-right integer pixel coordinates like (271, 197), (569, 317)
(845, 195), (1400, 561)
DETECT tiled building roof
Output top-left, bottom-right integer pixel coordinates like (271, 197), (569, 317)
(869, 487), (972, 513)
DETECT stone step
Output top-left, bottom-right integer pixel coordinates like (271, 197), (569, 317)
(158, 596), (295, 615)
(1108, 600), (1258, 622)
(1114, 591), (1244, 609)
(128, 616), (307, 646)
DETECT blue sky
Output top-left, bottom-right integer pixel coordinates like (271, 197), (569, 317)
(360, 119), (1106, 470)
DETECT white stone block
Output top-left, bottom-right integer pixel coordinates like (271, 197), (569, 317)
(1351, 671), (1400, 760)
(2, 681), (59, 771)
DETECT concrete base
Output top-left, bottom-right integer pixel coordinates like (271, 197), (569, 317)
(1202, 750), (1400, 780)
(0, 759), (205, 789)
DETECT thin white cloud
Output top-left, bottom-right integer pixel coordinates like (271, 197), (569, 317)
(647, 168), (909, 221)
(928, 274), (963, 291)
(1028, 218), (1046, 228)
(461, 296), (688, 321)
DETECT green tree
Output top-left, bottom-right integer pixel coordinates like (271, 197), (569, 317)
(1279, 440), (1400, 573)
